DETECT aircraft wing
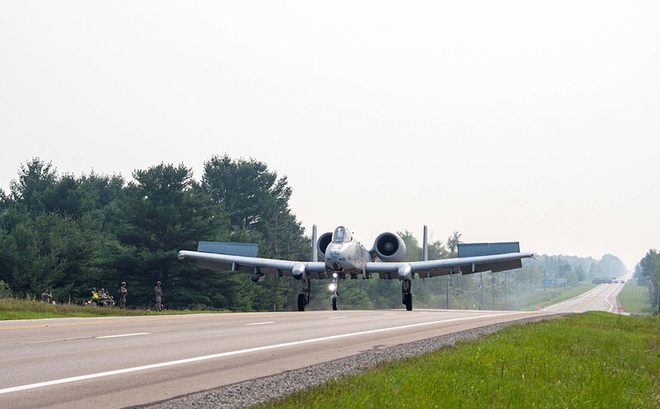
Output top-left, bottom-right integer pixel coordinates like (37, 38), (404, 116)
(366, 251), (537, 279)
(177, 250), (326, 277)
(179, 241), (535, 280)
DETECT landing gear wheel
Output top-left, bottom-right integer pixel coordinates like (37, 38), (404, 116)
(331, 295), (337, 311)
(401, 279), (413, 311)
(297, 293), (306, 311)
(403, 293), (413, 311)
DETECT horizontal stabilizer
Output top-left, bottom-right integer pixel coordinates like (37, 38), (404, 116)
(458, 242), (520, 257)
(195, 242), (259, 271)
(197, 241), (259, 257)
(457, 242), (522, 273)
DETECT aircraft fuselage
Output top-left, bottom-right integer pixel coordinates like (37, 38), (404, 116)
(321, 226), (371, 275)
(325, 239), (370, 274)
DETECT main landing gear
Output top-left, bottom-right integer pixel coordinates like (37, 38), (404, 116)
(296, 273), (413, 312)
(402, 279), (413, 311)
(297, 276), (311, 311)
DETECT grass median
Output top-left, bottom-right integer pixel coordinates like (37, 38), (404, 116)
(254, 312), (660, 409)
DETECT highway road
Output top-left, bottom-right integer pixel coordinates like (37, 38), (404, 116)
(0, 283), (627, 409)
(0, 309), (554, 409)
(543, 282), (626, 313)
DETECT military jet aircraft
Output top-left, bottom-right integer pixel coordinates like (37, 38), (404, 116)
(178, 225), (536, 311)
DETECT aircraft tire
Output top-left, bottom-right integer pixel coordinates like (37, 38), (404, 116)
(297, 294), (306, 311)
(403, 293), (413, 311)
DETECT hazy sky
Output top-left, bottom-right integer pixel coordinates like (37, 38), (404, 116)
(1, 1), (658, 269)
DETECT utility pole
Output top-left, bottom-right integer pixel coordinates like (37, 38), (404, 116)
(480, 273), (484, 309)
(445, 275), (451, 309)
(491, 273), (496, 309)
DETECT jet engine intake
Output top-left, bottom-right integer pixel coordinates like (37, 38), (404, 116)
(316, 232), (333, 258)
(372, 232), (407, 262)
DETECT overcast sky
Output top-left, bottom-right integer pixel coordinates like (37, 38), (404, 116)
(1, 1), (658, 270)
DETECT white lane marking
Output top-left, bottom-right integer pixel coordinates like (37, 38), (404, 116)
(328, 316), (348, 319)
(96, 333), (150, 339)
(603, 285), (620, 312)
(0, 312), (521, 395)
(244, 322), (275, 326)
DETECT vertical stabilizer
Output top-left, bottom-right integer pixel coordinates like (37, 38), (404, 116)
(420, 225), (430, 279)
(422, 225), (429, 261)
(311, 225), (318, 262)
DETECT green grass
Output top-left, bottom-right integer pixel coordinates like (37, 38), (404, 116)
(254, 312), (660, 409)
(619, 282), (656, 315)
(0, 298), (214, 320)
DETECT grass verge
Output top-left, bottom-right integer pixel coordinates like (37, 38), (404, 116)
(619, 282), (656, 315)
(254, 312), (660, 409)
(0, 298), (213, 320)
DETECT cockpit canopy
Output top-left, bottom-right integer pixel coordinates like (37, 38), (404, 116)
(332, 226), (352, 243)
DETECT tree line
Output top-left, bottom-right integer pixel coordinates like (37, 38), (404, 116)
(0, 156), (308, 310)
(0, 156), (634, 311)
(635, 250), (660, 312)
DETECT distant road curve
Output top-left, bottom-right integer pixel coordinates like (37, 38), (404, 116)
(543, 282), (625, 313)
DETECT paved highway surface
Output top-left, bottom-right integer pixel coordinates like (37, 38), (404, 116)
(0, 284), (625, 408)
(543, 282), (625, 313)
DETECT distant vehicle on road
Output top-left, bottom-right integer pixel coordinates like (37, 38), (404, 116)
(592, 278), (614, 284)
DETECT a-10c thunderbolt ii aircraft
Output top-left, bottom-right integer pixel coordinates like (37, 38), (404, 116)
(178, 225), (536, 311)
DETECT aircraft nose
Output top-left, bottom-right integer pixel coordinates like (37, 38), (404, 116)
(327, 252), (343, 271)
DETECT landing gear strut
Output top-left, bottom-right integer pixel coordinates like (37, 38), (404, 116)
(330, 273), (339, 310)
(402, 279), (413, 311)
(297, 276), (311, 311)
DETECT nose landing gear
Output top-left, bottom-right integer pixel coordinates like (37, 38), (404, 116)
(329, 273), (339, 310)
(298, 273), (342, 311)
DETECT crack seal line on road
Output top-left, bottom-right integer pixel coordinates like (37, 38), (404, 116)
(96, 332), (150, 339)
(0, 311), (525, 395)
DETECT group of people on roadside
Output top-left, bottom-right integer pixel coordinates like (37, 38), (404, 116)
(90, 287), (115, 307)
(93, 280), (164, 311)
(41, 281), (164, 310)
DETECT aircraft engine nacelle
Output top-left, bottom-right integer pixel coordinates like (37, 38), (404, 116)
(292, 263), (307, 280)
(371, 232), (407, 262)
(316, 232), (333, 258)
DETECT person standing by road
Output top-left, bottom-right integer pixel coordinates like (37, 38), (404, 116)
(91, 287), (99, 306)
(118, 281), (127, 309)
(40, 289), (52, 303)
(154, 281), (163, 311)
